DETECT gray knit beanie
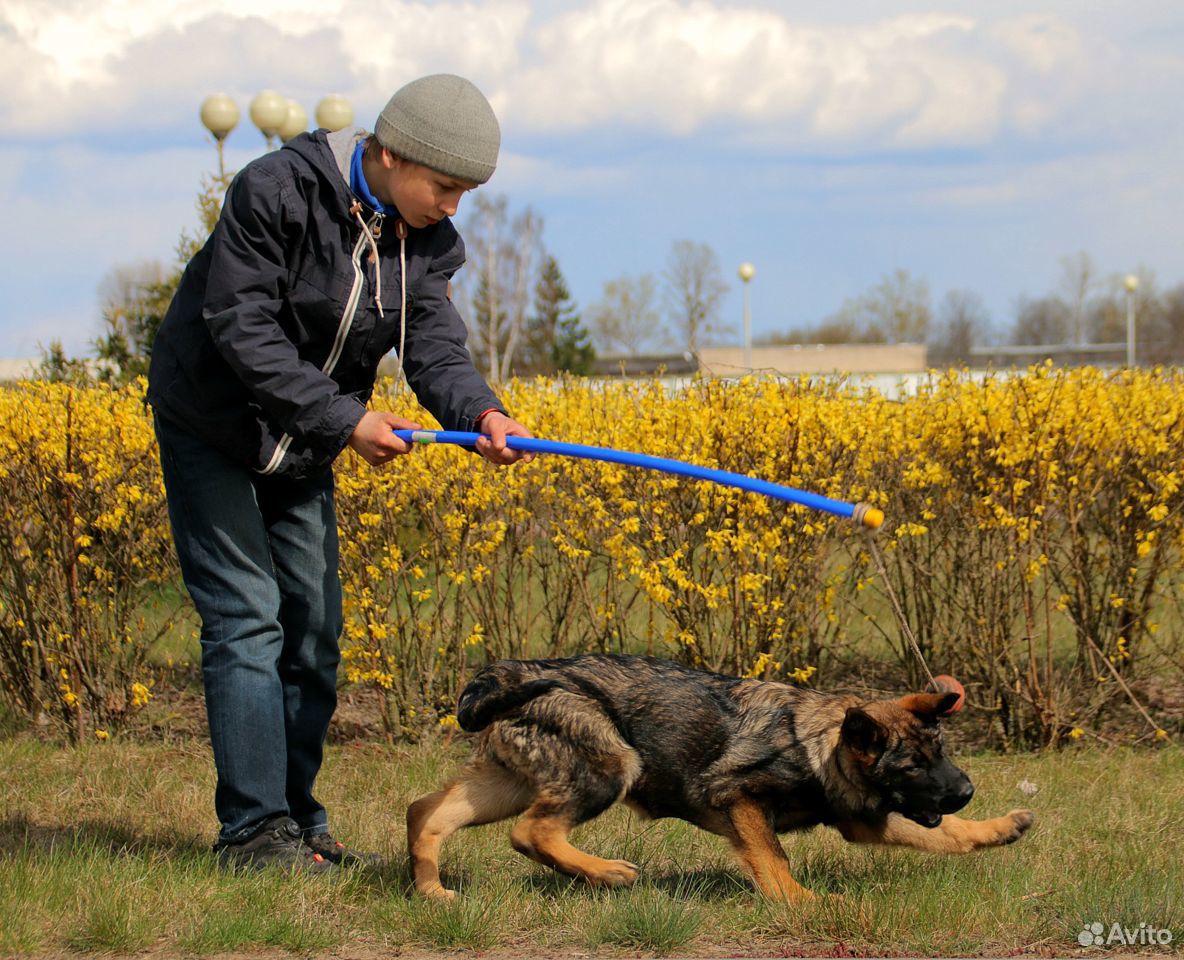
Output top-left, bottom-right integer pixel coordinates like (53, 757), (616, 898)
(374, 74), (500, 184)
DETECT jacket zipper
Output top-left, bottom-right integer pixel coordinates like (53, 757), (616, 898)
(258, 213), (381, 475)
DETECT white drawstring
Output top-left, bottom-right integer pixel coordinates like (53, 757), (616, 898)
(395, 219), (407, 389)
(350, 203), (408, 389)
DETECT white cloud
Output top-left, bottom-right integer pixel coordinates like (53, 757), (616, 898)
(990, 15), (1083, 74)
(0, 0), (531, 136)
(0, 0), (1154, 152)
(502, 5), (1015, 147)
(1, 0), (1181, 360)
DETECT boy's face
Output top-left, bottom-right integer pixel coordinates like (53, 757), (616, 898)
(371, 151), (478, 229)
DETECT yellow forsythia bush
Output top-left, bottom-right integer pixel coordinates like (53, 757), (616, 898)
(335, 366), (1183, 747)
(0, 380), (177, 741)
(1, 368), (1181, 747)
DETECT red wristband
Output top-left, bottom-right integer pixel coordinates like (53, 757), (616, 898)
(473, 408), (500, 430)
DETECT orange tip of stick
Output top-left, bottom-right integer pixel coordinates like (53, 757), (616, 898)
(852, 503), (884, 529)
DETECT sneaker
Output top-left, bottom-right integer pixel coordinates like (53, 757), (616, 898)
(215, 816), (339, 874)
(303, 831), (386, 869)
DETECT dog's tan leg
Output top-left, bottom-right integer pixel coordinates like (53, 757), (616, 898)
(835, 809), (1035, 854)
(407, 761), (532, 899)
(721, 798), (814, 902)
(510, 806), (638, 887)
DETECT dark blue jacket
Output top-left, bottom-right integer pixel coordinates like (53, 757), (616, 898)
(148, 128), (504, 478)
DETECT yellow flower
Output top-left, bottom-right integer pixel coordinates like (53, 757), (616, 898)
(789, 665), (817, 685)
(745, 652), (781, 678)
(130, 682), (152, 708)
(1068, 727), (1084, 739)
(95, 729), (109, 741)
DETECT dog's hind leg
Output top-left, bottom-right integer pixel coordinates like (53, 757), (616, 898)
(834, 809), (1035, 853)
(719, 797), (815, 902)
(510, 794), (639, 888)
(407, 760), (532, 900)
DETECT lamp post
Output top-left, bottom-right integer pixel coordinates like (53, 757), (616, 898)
(278, 99), (309, 143)
(201, 92), (354, 169)
(315, 95), (355, 133)
(738, 262), (756, 372)
(199, 94), (240, 179)
(1124, 274), (1139, 368)
(249, 90), (288, 149)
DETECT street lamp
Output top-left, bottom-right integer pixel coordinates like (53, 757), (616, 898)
(201, 91), (354, 175)
(249, 90), (288, 149)
(1124, 274), (1139, 368)
(203, 92), (354, 138)
(315, 95), (355, 133)
(278, 99), (309, 143)
(199, 94), (240, 179)
(738, 262), (756, 372)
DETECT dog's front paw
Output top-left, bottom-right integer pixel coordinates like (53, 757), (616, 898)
(593, 859), (640, 887)
(1001, 808), (1035, 844)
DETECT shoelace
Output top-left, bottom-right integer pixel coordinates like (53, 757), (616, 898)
(350, 203), (408, 387)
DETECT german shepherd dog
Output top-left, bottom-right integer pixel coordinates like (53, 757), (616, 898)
(408, 655), (1034, 901)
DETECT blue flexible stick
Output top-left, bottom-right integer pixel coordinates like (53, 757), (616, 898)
(392, 429), (884, 528)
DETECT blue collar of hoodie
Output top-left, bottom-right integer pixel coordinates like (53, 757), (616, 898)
(350, 142), (400, 218)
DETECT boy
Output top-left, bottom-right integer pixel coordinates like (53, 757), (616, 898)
(148, 74), (530, 871)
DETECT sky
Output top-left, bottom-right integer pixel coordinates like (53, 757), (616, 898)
(0, 0), (1181, 358)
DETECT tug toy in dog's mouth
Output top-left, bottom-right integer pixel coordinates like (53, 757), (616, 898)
(927, 674), (966, 713)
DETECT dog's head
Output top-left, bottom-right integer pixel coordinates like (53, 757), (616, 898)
(839, 690), (973, 827)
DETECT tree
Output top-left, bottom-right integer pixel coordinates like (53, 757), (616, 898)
(460, 194), (543, 382)
(1086, 270), (1159, 347)
(662, 240), (730, 354)
(521, 256), (593, 376)
(1144, 283), (1184, 364)
(35, 339), (90, 383)
(928, 289), (990, 367)
(1010, 295), (1070, 346)
(1059, 251), (1096, 345)
(823, 269), (931, 344)
(56, 171), (232, 384)
(587, 274), (668, 356)
(93, 260), (171, 383)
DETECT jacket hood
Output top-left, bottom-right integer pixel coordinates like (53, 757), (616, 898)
(280, 127), (368, 210)
(325, 126), (368, 182)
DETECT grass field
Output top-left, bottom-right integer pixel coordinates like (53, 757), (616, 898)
(2, 736), (1181, 958)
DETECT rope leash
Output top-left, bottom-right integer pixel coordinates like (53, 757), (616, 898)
(864, 533), (936, 688)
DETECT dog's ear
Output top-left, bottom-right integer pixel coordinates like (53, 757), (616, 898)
(899, 692), (960, 722)
(841, 707), (887, 762)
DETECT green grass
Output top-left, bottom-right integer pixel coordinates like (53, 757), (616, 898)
(2, 737), (1182, 957)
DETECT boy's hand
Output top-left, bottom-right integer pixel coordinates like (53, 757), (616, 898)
(348, 410), (422, 466)
(474, 412), (534, 466)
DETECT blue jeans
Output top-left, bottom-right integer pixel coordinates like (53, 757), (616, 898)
(154, 413), (342, 844)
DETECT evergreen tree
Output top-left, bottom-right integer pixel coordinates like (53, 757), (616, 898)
(526, 256), (593, 375)
(36, 339), (90, 383)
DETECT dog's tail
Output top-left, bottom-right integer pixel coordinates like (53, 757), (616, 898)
(456, 666), (563, 732)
